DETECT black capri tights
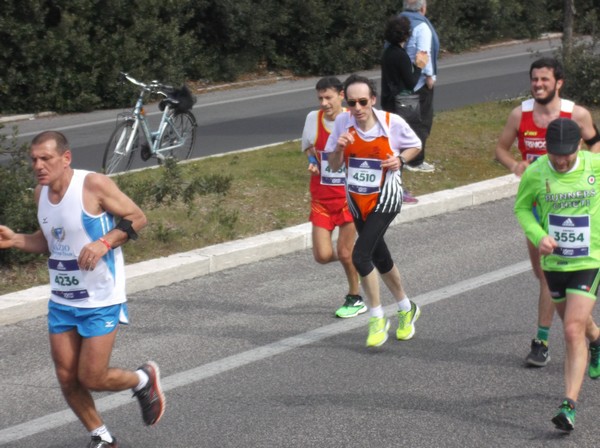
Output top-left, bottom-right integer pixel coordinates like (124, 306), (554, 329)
(352, 211), (398, 277)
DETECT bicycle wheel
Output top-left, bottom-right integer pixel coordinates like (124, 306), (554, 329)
(103, 121), (137, 174)
(159, 111), (197, 161)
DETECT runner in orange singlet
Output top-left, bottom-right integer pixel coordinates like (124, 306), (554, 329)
(301, 77), (365, 318)
(496, 57), (600, 367)
(325, 74), (423, 347)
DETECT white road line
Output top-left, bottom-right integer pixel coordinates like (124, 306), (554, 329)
(0, 260), (530, 445)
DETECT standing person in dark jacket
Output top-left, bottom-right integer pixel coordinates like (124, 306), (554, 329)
(381, 14), (428, 203)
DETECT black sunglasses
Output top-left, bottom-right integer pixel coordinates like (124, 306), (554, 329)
(346, 98), (369, 107)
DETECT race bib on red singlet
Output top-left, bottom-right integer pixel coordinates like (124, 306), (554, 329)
(320, 153), (346, 186)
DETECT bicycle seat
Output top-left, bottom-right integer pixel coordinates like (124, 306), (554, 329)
(159, 97), (181, 111)
(159, 85), (196, 113)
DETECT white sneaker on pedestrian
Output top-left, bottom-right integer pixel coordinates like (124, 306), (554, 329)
(405, 161), (435, 173)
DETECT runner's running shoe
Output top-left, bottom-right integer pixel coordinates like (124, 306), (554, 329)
(551, 400), (575, 431)
(405, 161), (435, 173)
(335, 295), (367, 318)
(396, 301), (420, 340)
(526, 339), (550, 367)
(366, 317), (390, 347)
(402, 190), (419, 204)
(133, 361), (165, 426)
(589, 344), (600, 379)
(88, 436), (118, 448)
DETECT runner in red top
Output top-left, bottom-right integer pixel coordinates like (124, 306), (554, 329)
(301, 77), (365, 318)
(496, 57), (600, 368)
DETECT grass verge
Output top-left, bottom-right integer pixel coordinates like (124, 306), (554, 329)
(2, 99), (598, 295)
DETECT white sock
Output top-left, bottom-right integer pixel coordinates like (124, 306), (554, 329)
(397, 297), (411, 312)
(133, 369), (149, 392)
(370, 305), (384, 318)
(90, 425), (113, 443)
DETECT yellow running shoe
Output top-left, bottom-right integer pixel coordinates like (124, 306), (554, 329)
(396, 301), (420, 340)
(366, 317), (390, 347)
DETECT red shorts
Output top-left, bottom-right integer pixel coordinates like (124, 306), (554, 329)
(309, 198), (353, 231)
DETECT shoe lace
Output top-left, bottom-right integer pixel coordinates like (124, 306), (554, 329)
(398, 307), (412, 327)
(369, 318), (382, 332)
(133, 384), (152, 408)
(344, 295), (359, 307)
(532, 339), (546, 351)
(559, 400), (575, 412)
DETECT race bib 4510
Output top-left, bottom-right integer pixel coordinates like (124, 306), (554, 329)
(347, 158), (382, 195)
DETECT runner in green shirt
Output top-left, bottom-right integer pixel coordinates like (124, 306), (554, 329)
(514, 118), (600, 431)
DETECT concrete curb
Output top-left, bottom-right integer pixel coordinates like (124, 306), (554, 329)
(0, 174), (519, 326)
(0, 112), (56, 124)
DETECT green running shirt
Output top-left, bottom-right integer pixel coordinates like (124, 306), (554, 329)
(514, 151), (600, 272)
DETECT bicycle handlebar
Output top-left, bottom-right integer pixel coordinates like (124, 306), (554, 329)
(119, 71), (174, 96)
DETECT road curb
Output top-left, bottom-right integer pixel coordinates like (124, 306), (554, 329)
(0, 174), (519, 326)
(0, 112), (56, 125)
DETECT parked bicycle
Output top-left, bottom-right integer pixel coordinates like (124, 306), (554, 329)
(103, 72), (197, 174)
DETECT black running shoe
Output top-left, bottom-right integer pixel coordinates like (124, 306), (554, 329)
(88, 436), (118, 448)
(526, 338), (550, 367)
(133, 361), (166, 426)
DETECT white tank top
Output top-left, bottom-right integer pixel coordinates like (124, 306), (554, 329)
(38, 170), (126, 307)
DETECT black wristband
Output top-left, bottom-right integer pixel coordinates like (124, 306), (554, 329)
(584, 124), (600, 147)
(115, 218), (138, 241)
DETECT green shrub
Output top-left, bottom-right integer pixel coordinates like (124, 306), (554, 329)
(0, 127), (42, 265)
(552, 7), (600, 108)
(1, 0), (599, 112)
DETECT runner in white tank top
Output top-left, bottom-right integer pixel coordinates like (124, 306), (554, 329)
(38, 169), (126, 307)
(0, 131), (165, 446)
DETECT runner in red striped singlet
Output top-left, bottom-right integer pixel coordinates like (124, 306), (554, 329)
(301, 77), (366, 318)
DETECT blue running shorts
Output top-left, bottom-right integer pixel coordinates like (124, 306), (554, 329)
(48, 301), (129, 337)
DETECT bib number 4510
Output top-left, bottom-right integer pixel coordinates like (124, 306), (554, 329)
(352, 172), (376, 183)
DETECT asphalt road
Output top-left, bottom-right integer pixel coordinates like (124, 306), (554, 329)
(2, 197), (600, 447)
(4, 35), (593, 448)
(1, 36), (560, 172)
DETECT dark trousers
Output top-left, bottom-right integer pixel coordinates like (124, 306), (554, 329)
(409, 85), (434, 166)
(352, 211), (397, 277)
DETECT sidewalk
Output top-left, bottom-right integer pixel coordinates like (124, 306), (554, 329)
(0, 174), (519, 326)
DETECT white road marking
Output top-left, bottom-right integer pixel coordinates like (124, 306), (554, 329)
(0, 261), (530, 444)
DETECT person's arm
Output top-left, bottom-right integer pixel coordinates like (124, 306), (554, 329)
(414, 23), (434, 89)
(496, 107), (530, 176)
(323, 114), (348, 172)
(572, 105), (600, 153)
(383, 114), (422, 170)
(514, 168), (549, 249)
(398, 49), (424, 92)
(304, 146), (320, 174)
(301, 111), (320, 174)
(327, 132), (352, 173)
(78, 173), (147, 270)
(415, 24), (432, 74)
(0, 226), (48, 253)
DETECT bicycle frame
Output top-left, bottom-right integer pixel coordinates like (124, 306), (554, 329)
(118, 75), (189, 161)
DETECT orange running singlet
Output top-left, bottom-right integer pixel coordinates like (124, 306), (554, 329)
(343, 118), (401, 220)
